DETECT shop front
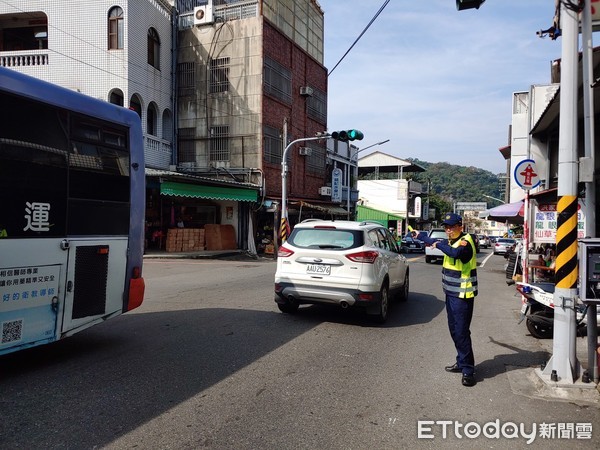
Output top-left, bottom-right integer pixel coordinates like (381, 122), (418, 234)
(145, 170), (259, 253)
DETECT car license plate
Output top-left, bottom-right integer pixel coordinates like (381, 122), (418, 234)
(520, 302), (529, 315)
(306, 264), (331, 275)
(409, 244), (416, 248)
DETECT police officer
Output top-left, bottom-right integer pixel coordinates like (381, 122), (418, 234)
(415, 213), (478, 387)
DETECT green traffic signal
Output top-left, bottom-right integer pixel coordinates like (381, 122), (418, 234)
(331, 129), (364, 142)
(347, 129), (364, 141)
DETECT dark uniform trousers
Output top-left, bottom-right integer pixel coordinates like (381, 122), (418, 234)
(445, 294), (475, 376)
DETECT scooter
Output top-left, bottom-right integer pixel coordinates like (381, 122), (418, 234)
(516, 281), (593, 339)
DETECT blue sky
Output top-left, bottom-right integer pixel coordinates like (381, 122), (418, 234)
(321, 0), (563, 174)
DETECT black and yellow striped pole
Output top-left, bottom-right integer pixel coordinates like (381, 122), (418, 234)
(280, 216), (290, 243)
(540, 1), (580, 385)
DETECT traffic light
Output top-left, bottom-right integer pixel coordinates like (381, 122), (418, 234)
(456, 0), (485, 10)
(331, 129), (364, 142)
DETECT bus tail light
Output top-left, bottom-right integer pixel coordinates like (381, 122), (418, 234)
(127, 266), (145, 311)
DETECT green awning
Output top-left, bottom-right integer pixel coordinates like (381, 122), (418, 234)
(160, 181), (258, 202)
(356, 205), (404, 225)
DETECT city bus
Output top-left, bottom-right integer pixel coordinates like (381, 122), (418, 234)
(0, 67), (145, 356)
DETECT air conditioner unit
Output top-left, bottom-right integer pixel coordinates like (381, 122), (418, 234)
(299, 86), (314, 97)
(298, 147), (312, 156)
(194, 4), (214, 25)
(319, 186), (332, 196)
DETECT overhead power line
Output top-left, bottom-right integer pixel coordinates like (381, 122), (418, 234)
(328, 0), (391, 76)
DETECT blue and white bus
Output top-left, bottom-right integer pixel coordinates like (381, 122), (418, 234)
(0, 67), (145, 356)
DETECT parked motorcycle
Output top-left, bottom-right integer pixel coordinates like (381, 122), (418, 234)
(516, 281), (594, 339)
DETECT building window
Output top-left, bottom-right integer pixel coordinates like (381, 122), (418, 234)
(178, 127), (196, 163)
(108, 89), (124, 106)
(306, 143), (326, 175)
(263, 125), (283, 164)
(1, 13), (48, 51)
(147, 103), (158, 136)
(178, 62), (196, 97)
(147, 28), (160, 70)
(307, 87), (327, 125)
(209, 125), (230, 162)
(210, 57), (230, 93)
(264, 57), (292, 104)
(129, 95), (142, 118)
(108, 7), (123, 50)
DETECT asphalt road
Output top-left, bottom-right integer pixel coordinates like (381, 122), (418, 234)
(1, 250), (599, 449)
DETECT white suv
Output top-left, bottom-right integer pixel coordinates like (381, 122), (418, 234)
(425, 228), (447, 263)
(274, 220), (410, 323)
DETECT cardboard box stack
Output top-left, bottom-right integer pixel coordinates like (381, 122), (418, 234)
(166, 228), (205, 252)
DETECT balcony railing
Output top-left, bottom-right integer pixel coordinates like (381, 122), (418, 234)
(0, 51), (49, 67)
(145, 135), (173, 170)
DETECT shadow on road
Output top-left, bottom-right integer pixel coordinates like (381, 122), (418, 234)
(476, 336), (550, 381)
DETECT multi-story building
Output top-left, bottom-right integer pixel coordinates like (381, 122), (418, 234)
(0, 0), (338, 253)
(0, 0), (175, 168)
(175, 0), (335, 246)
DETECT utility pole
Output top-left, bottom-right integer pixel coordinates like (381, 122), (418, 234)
(541, 1), (580, 384)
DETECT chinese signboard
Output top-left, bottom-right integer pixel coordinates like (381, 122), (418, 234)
(456, 202), (487, 212)
(331, 168), (342, 203)
(533, 201), (586, 243)
(0, 265), (60, 350)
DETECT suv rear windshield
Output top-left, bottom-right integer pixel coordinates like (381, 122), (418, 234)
(429, 229), (447, 240)
(288, 228), (363, 250)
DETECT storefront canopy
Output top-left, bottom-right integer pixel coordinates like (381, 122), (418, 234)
(356, 204), (404, 225)
(160, 181), (258, 202)
(480, 200), (524, 223)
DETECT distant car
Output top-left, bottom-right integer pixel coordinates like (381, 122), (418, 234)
(274, 220), (410, 323)
(469, 233), (481, 253)
(478, 235), (491, 249)
(425, 229), (446, 263)
(400, 234), (424, 253)
(425, 229), (480, 262)
(494, 238), (517, 255)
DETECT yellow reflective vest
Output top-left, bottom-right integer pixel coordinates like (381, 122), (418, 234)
(441, 234), (478, 298)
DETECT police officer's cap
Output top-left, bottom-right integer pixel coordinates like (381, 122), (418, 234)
(441, 212), (462, 226)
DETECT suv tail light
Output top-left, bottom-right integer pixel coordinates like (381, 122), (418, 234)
(346, 250), (379, 263)
(278, 245), (294, 258)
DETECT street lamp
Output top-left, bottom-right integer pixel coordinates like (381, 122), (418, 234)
(482, 194), (505, 204)
(346, 139), (390, 219)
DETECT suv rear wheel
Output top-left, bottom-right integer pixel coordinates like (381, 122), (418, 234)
(373, 283), (389, 324)
(397, 272), (409, 302)
(277, 298), (299, 314)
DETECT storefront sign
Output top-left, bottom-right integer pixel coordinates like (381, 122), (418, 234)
(331, 168), (342, 203)
(533, 201), (586, 243)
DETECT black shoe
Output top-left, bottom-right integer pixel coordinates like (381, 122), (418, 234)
(445, 363), (461, 373)
(462, 374), (476, 387)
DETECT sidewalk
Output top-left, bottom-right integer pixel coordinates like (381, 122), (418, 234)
(143, 249), (275, 261)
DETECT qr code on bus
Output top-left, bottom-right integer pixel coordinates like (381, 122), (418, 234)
(2, 319), (23, 344)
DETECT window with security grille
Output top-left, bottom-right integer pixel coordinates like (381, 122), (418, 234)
(148, 28), (160, 70)
(177, 127), (195, 163)
(307, 88), (327, 125)
(306, 143), (325, 175)
(178, 62), (196, 97)
(210, 57), (230, 93)
(264, 57), (292, 103)
(209, 125), (230, 162)
(263, 125), (282, 164)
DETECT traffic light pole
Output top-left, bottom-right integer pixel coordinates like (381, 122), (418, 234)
(280, 135), (330, 242)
